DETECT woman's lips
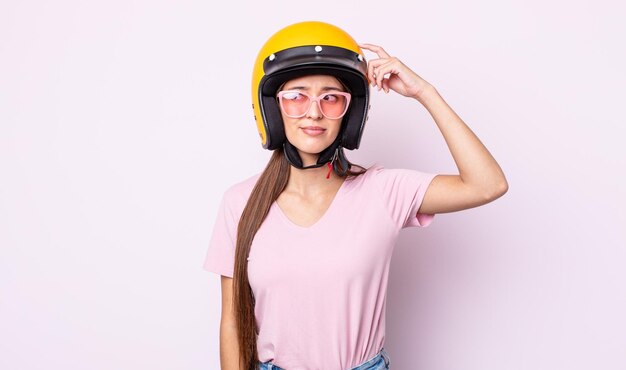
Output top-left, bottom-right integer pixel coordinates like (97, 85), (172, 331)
(301, 127), (326, 136)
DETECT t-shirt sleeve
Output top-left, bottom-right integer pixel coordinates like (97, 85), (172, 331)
(202, 190), (239, 278)
(371, 165), (438, 229)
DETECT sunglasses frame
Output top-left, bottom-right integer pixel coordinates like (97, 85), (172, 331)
(276, 90), (352, 119)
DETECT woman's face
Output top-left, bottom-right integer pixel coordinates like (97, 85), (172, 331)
(278, 75), (347, 163)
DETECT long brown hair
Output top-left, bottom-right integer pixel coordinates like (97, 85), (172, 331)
(232, 147), (367, 369)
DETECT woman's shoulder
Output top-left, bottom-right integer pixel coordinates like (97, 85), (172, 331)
(340, 162), (382, 193)
(355, 162), (432, 178)
(347, 162), (384, 182)
(221, 171), (263, 206)
(347, 162), (433, 191)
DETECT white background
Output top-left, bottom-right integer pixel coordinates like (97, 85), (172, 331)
(1, 0), (624, 369)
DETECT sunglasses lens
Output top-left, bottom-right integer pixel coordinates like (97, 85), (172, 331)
(319, 93), (349, 119)
(280, 92), (349, 119)
(280, 92), (310, 117)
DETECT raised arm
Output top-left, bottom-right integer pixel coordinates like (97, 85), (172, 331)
(360, 43), (509, 214)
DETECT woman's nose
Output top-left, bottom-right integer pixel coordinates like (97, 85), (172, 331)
(306, 99), (323, 119)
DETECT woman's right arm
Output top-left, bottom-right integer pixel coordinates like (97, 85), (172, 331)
(220, 275), (244, 370)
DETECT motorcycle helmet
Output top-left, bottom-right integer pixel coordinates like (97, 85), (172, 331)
(251, 21), (371, 173)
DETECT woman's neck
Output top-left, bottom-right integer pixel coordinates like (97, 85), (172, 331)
(286, 162), (345, 196)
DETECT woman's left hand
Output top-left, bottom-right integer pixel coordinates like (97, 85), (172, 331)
(359, 43), (432, 100)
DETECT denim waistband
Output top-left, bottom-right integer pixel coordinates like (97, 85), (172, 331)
(257, 347), (390, 370)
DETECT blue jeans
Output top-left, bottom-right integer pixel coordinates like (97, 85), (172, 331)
(257, 347), (391, 370)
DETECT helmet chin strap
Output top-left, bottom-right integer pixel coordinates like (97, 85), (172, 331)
(283, 136), (350, 178)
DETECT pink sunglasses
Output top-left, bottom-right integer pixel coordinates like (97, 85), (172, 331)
(277, 90), (352, 119)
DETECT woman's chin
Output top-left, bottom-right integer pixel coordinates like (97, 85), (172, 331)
(296, 145), (329, 156)
(290, 139), (334, 154)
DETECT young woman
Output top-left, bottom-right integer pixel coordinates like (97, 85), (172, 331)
(203, 21), (508, 370)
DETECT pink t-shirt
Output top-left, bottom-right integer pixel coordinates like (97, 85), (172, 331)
(203, 163), (437, 370)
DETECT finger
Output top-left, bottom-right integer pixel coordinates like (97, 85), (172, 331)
(378, 58), (403, 84)
(381, 78), (390, 94)
(367, 58), (388, 86)
(375, 60), (396, 89)
(359, 43), (378, 50)
(359, 43), (391, 59)
(367, 59), (385, 85)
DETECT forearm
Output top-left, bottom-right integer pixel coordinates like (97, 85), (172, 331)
(220, 320), (244, 370)
(417, 85), (508, 197)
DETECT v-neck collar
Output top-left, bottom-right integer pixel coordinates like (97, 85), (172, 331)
(272, 176), (351, 231)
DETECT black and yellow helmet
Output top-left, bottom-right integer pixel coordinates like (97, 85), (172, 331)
(251, 21), (370, 170)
